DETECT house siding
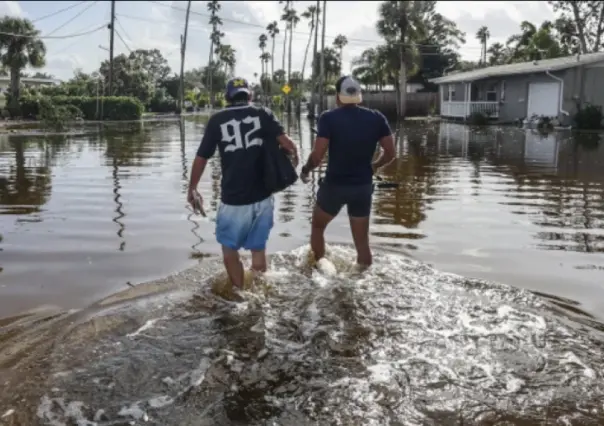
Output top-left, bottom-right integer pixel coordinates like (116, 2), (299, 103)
(437, 59), (604, 123)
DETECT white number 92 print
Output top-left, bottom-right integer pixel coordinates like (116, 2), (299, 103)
(219, 116), (263, 152)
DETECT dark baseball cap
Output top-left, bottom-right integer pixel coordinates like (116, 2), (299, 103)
(225, 77), (250, 100)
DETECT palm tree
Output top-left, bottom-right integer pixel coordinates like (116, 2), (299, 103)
(0, 17), (46, 113)
(206, 0), (222, 105)
(333, 34), (348, 64)
(376, 1), (427, 118)
(283, 7), (300, 112)
(476, 26), (490, 66)
(216, 44), (236, 77)
(259, 33), (268, 100)
(279, 1), (290, 73)
(487, 42), (506, 65)
(266, 21), (279, 80)
(301, 5), (319, 86)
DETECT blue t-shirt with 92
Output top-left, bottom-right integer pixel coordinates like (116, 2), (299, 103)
(317, 105), (392, 186)
(197, 104), (285, 206)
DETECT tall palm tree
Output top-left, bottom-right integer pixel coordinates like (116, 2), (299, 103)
(0, 17), (46, 113)
(259, 33), (268, 99)
(284, 7), (299, 112)
(476, 26), (490, 66)
(333, 34), (348, 64)
(279, 1), (290, 73)
(207, 0), (222, 105)
(301, 5), (319, 85)
(266, 21), (279, 80)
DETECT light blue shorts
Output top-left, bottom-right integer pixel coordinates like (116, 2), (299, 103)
(216, 196), (274, 251)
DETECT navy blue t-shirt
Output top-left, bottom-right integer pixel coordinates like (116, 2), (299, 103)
(317, 106), (392, 185)
(197, 104), (285, 205)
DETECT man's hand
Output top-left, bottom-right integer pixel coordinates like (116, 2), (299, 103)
(300, 165), (310, 184)
(187, 188), (204, 215)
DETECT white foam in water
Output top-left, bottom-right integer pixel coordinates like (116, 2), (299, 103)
(33, 244), (604, 425)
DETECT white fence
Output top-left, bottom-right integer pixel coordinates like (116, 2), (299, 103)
(440, 101), (499, 118)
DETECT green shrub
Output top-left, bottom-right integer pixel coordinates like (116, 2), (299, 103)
(574, 103), (603, 130)
(467, 111), (489, 125)
(19, 96), (144, 121)
(38, 98), (83, 132)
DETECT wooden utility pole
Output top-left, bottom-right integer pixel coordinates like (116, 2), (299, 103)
(308, 0), (320, 118)
(108, 0), (115, 96)
(318, 0), (327, 115)
(179, 1), (192, 114)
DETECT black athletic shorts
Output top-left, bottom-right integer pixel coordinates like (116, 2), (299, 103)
(316, 181), (374, 218)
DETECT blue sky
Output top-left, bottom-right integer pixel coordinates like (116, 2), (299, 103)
(1, 1), (555, 83)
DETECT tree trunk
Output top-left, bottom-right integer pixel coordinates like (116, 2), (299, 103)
(9, 67), (21, 113)
(271, 37), (276, 79)
(308, 0), (321, 118)
(398, 44), (407, 119)
(570, 2), (589, 53)
(207, 40), (214, 107)
(301, 22), (313, 82)
(282, 21), (288, 73)
(287, 20), (294, 114)
(318, 0), (327, 115)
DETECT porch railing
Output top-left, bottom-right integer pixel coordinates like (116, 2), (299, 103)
(440, 101), (499, 119)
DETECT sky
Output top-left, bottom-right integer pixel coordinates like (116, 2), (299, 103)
(0, 0), (557, 83)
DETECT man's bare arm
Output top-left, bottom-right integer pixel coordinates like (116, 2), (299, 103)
(277, 133), (299, 166)
(372, 134), (396, 172)
(301, 137), (329, 173)
(188, 156), (209, 193)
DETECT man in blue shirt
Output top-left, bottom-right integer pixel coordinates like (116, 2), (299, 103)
(300, 76), (395, 267)
(188, 78), (298, 288)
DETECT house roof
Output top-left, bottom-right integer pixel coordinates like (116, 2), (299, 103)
(430, 52), (604, 84)
(0, 76), (60, 84)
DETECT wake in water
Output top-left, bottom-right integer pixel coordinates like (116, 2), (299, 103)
(1, 245), (604, 425)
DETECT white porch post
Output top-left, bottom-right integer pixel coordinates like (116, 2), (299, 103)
(465, 82), (471, 117)
(440, 84), (444, 115)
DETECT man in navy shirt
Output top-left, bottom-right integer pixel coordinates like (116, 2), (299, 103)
(188, 77), (298, 288)
(300, 76), (395, 267)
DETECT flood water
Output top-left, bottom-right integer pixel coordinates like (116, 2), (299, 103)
(1, 118), (603, 317)
(1, 118), (604, 425)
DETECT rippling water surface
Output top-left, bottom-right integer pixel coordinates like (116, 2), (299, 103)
(1, 118), (604, 425)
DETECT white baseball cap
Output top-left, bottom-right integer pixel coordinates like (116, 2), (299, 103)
(336, 76), (362, 104)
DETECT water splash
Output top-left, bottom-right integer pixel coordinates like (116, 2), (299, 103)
(2, 245), (603, 425)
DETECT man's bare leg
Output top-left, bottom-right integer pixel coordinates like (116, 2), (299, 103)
(311, 205), (335, 262)
(349, 216), (372, 267)
(251, 249), (267, 273)
(222, 246), (244, 288)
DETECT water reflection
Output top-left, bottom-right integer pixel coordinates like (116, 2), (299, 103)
(1, 120), (604, 318)
(0, 136), (54, 215)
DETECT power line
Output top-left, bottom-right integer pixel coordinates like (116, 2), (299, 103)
(45, 1), (100, 37)
(115, 18), (134, 47)
(147, 0), (384, 44)
(0, 24), (108, 40)
(31, 1), (87, 23)
(116, 12), (483, 51)
(51, 26), (107, 55)
(115, 29), (132, 53)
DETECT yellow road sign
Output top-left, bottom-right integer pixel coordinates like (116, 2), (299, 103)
(281, 84), (291, 95)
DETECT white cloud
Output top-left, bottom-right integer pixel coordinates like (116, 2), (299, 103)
(22, 0), (556, 84)
(0, 1), (24, 17)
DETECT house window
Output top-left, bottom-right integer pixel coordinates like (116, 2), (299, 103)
(448, 84), (455, 101)
(486, 83), (497, 102)
(500, 81), (506, 101)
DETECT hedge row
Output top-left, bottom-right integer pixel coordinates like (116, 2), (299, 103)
(19, 96), (144, 121)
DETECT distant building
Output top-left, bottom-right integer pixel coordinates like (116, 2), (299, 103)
(430, 52), (604, 124)
(0, 76), (60, 108)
